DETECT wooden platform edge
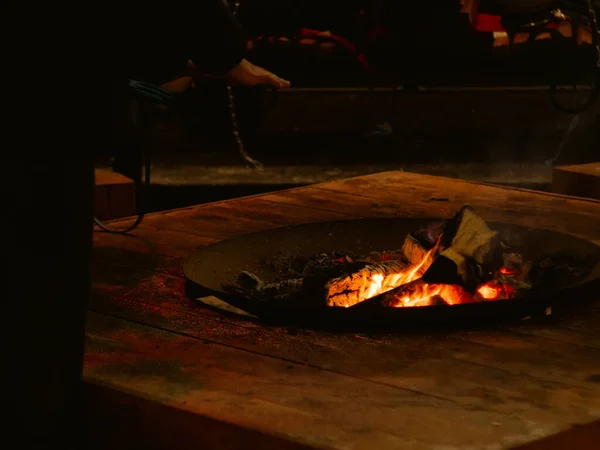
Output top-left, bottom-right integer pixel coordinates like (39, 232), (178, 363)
(98, 170), (600, 227)
(83, 379), (316, 450)
(553, 163), (600, 201)
(510, 419), (600, 450)
(94, 169), (136, 221)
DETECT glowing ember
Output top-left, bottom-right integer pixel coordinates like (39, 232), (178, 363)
(477, 281), (516, 301)
(324, 207), (534, 308)
(392, 283), (475, 308)
(394, 284), (445, 307)
(477, 282), (503, 300)
(499, 266), (517, 275)
(347, 236), (444, 305)
(358, 241), (521, 308)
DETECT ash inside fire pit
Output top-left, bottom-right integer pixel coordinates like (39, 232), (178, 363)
(221, 206), (597, 310)
(183, 208), (600, 326)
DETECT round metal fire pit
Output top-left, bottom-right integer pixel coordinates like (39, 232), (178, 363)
(183, 218), (600, 329)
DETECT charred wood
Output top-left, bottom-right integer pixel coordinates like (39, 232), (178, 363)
(422, 205), (501, 289)
(232, 271), (304, 302)
(354, 279), (475, 308)
(322, 259), (413, 307)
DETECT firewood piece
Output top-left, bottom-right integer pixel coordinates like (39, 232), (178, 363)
(423, 205), (501, 289)
(401, 232), (443, 277)
(259, 278), (304, 301)
(402, 233), (431, 266)
(301, 257), (415, 308)
(441, 205), (501, 266)
(423, 248), (482, 288)
(323, 259), (414, 307)
(224, 277), (304, 304)
(415, 220), (446, 247)
(233, 271), (304, 302)
(300, 256), (362, 305)
(237, 271), (263, 290)
(356, 279), (475, 308)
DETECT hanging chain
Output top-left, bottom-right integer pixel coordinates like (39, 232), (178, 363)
(228, 0), (263, 169)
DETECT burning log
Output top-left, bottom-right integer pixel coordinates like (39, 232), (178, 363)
(302, 257), (415, 307)
(355, 279), (476, 308)
(401, 232), (442, 276)
(366, 221), (445, 266)
(402, 233), (431, 266)
(442, 205), (501, 265)
(422, 205), (501, 289)
(222, 205), (553, 311)
(323, 259), (413, 307)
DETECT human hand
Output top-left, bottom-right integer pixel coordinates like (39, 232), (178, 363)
(227, 59), (290, 89)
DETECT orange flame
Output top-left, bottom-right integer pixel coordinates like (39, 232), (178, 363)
(499, 266), (517, 275)
(359, 236), (443, 303)
(477, 283), (503, 300)
(476, 280), (516, 301)
(355, 237), (519, 308)
(392, 283), (475, 308)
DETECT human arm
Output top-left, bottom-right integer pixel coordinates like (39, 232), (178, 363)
(185, 1), (290, 88)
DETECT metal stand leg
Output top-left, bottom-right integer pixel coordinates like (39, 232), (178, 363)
(98, 99), (150, 234)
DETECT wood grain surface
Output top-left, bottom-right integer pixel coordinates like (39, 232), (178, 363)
(87, 171), (600, 450)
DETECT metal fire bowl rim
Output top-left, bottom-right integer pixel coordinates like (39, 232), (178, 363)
(183, 218), (600, 328)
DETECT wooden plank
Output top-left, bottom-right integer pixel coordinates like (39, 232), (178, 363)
(101, 171), (599, 242)
(85, 311), (590, 450)
(92, 171), (600, 352)
(89, 265), (600, 418)
(501, 323), (600, 349)
(91, 197), (356, 280)
(510, 420), (600, 450)
(262, 187), (600, 244)
(553, 163), (600, 200)
(93, 225), (217, 276)
(311, 170), (600, 212)
(114, 197), (355, 241)
(84, 380), (315, 450)
(89, 171), (600, 449)
(94, 169), (136, 221)
(254, 172), (600, 244)
(263, 187), (456, 219)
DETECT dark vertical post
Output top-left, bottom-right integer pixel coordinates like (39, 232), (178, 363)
(111, 81), (143, 184)
(5, 156), (94, 449)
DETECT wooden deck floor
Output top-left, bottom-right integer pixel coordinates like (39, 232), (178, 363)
(86, 171), (600, 450)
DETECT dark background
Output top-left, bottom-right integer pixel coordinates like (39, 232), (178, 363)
(103, 0), (600, 211)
